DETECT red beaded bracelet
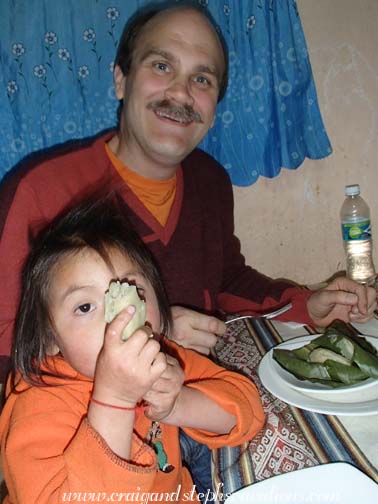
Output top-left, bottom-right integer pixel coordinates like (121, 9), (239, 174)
(90, 397), (148, 413)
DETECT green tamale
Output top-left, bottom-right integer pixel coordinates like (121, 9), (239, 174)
(352, 343), (378, 378)
(273, 349), (331, 381)
(326, 320), (377, 355)
(323, 360), (369, 384)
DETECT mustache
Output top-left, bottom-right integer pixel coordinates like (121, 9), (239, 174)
(147, 99), (203, 124)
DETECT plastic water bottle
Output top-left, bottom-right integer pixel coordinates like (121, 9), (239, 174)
(340, 184), (376, 285)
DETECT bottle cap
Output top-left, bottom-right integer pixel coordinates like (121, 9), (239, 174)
(345, 184), (360, 196)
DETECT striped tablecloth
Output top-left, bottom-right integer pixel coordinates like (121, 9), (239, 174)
(212, 318), (378, 498)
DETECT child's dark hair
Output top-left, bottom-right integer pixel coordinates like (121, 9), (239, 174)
(11, 194), (172, 387)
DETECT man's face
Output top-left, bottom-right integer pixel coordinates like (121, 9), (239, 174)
(114, 8), (225, 175)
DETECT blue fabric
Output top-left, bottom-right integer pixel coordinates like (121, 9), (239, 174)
(0, 0), (331, 187)
(179, 429), (213, 500)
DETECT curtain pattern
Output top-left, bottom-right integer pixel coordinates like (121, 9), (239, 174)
(0, 0), (332, 186)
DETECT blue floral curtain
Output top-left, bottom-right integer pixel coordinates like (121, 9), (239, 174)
(0, 0), (331, 187)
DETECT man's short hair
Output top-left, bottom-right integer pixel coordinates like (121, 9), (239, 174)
(114, 1), (229, 102)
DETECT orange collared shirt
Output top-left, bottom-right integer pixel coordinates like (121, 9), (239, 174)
(105, 143), (176, 227)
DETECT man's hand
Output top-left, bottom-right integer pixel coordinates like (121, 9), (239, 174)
(143, 355), (185, 421)
(170, 306), (227, 354)
(307, 277), (377, 327)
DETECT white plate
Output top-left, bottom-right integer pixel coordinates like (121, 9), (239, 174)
(269, 334), (378, 402)
(258, 335), (378, 415)
(225, 462), (378, 504)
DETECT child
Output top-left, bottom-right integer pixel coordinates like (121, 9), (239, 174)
(0, 197), (264, 503)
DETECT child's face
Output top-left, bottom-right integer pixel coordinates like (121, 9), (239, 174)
(48, 247), (161, 378)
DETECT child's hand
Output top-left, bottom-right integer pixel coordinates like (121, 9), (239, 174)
(143, 355), (185, 421)
(92, 306), (167, 408)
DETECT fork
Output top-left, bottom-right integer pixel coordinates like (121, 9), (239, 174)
(225, 301), (292, 325)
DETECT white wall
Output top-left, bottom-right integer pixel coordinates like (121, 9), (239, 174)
(233, 0), (378, 285)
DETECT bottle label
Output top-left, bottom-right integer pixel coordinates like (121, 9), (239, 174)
(341, 220), (371, 241)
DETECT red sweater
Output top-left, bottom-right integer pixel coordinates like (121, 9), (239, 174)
(0, 340), (264, 503)
(0, 132), (312, 380)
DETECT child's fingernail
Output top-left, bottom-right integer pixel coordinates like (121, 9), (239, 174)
(127, 305), (136, 315)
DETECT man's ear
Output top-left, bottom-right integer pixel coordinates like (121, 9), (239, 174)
(114, 64), (127, 101)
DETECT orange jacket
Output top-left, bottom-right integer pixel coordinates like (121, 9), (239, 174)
(0, 340), (264, 503)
